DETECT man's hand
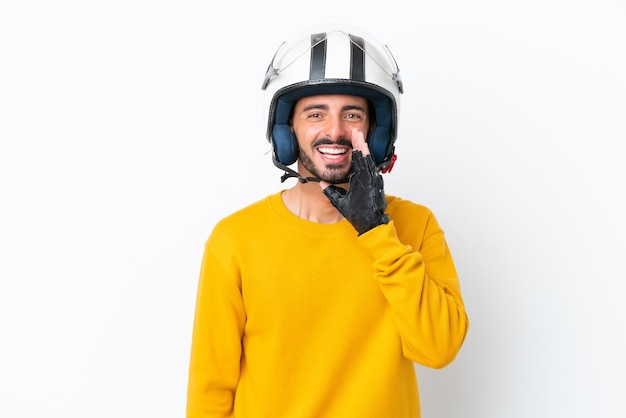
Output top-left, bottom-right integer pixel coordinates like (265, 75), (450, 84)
(320, 129), (390, 235)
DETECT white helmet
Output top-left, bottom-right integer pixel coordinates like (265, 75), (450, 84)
(261, 24), (403, 175)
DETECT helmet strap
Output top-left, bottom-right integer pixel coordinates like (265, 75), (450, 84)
(272, 158), (321, 184)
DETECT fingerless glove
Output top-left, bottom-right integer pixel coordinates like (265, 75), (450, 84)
(323, 150), (390, 235)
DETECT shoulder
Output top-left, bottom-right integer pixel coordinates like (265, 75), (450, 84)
(200, 194), (278, 263)
(207, 193), (277, 245)
(386, 195), (444, 242)
(386, 195), (437, 223)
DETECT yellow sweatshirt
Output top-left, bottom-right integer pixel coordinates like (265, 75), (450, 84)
(187, 192), (469, 418)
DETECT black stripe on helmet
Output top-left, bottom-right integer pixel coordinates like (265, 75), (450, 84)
(349, 34), (365, 81)
(309, 32), (327, 80)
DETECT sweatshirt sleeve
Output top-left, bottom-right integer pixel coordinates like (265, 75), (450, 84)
(186, 238), (246, 418)
(357, 218), (469, 369)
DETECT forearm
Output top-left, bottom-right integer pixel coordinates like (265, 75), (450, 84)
(358, 221), (469, 368)
(187, 248), (245, 417)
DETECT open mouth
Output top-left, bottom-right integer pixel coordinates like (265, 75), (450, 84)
(317, 146), (350, 160)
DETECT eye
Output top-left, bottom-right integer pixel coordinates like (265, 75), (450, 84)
(345, 112), (363, 120)
(307, 112), (323, 120)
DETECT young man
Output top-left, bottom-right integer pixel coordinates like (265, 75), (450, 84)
(187, 25), (469, 418)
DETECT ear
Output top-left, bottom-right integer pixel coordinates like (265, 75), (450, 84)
(367, 126), (391, 166)
(272, 124), (299, 165)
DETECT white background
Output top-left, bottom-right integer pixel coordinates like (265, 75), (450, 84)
(1, 1), (625, 417)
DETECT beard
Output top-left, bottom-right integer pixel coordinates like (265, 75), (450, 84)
(299, 137), (352, 184)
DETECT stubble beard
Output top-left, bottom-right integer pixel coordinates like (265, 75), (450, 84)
(299, 138), (352, 185)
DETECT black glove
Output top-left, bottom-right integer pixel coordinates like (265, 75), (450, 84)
(323, 150), (390, 235)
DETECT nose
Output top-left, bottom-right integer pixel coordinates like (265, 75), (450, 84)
(322, 115), (349, 140)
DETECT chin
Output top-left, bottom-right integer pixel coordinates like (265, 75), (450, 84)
(318, 163), (351, 184)
(320, 171), (350, 185)
(300, 158), (350, 184)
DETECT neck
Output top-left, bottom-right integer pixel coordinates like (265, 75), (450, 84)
(282, 179), (346, 224)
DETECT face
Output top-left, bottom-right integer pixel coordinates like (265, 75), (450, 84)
(291, 94), (371, 184)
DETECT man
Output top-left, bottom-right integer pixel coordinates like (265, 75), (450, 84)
(187, 25), (469, 418)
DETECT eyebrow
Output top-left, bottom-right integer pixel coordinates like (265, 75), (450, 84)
(300, 104), (368, 113)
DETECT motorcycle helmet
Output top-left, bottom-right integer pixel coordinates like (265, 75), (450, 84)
(261, 24), (403, 177)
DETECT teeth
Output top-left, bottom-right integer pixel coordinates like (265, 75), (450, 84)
(318, 147), (347, 155)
